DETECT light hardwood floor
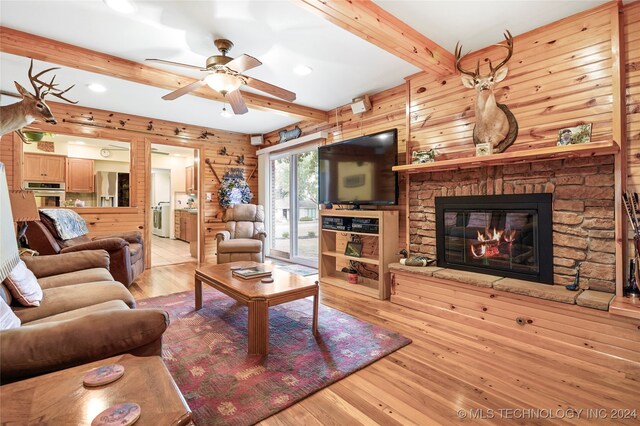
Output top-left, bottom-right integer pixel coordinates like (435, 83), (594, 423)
(150, 235), (196, 267)
(131, 264), (640, 425)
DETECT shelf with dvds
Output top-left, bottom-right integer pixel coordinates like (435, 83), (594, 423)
(319, 209), (399, 300)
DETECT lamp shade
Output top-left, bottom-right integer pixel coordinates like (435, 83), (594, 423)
(0, 163), (20, 282)
(205, 73), (242, 94)
(9, 190), (40, 222)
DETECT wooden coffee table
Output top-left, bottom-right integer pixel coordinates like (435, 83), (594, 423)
(0, 354), (191, 425)
(195, 261), (319, 355)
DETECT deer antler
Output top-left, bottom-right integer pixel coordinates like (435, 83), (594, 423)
(488, 30), (514, 74)
(27, 58), (78, 104)
(454, 42), (479, 78)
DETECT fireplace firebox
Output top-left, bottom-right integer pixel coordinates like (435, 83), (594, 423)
(435, 194), (553, 284)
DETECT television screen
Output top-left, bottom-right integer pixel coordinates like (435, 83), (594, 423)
(318, 129), (398, 206)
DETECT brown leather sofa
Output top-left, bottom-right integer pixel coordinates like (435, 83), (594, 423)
(0, 250), (168, 384)
(216, 204), (267, 263)
(25, 212), (144, 287)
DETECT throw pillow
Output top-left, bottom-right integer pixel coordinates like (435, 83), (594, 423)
(0, 297), (20, 330)
(3, 260), (43, 307)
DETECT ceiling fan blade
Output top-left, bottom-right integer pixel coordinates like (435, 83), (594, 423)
(226, 54), (262, 73)
(226, 90), (249, 115)
(162, 79), (207, 101)
(145, 58), (204, 71)
(244, 77), (296, 102)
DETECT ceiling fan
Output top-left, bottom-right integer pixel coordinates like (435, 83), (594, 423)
(146, 39), (296, 115)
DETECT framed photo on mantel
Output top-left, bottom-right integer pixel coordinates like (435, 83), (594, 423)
(557, 123), (592, 146)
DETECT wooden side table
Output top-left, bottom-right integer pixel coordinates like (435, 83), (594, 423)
(0, 354), (191, 425)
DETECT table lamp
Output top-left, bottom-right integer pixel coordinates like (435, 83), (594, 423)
(8, 189), (40, 249)
(0, 163), (20, 282)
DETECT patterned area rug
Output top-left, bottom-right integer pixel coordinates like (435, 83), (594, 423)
(138, 290), (411, 425)
(276, 263), (318, 277)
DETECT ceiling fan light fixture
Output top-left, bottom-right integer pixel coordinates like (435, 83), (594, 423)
(104, 0), (136, 14)
(206, 73), (242, 94)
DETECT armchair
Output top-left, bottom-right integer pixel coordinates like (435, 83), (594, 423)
(25, 212), (144, 287)
(216, 204), (267, 263)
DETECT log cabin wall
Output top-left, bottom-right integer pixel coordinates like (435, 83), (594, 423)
(407, 3), (615, 158)
(626, 1), (640, 255)
(262, 84), (408, 249)
(0, 100), (257, 265)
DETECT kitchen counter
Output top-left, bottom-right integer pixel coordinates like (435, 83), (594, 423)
(175, 208), (198, 213)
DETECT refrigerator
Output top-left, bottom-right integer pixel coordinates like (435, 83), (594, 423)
(95, 171), (130, 207)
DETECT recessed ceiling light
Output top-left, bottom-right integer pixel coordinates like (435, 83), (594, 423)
(293, 64), (313, 76)
(104, 0), (136, 14)
(220, 107), (233, 118)
(70, 141), (85, 145)
(87, 83), (107, 93)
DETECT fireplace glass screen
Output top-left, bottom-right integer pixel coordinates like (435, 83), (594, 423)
(435, 194), (553, 284)
(443, 209), (539, 275)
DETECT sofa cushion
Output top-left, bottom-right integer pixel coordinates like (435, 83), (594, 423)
(129, 243), (144, 264)
(37, 268), (114, 290)
(218, 238), (262, 254)
(22, 250), (110, 280)
(0, 298), (20, 330)
(14, 281), (136, 324)
(26, 300), (129, 325)
(3, 260), (43, 307)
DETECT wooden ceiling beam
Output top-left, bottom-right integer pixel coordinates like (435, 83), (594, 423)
(0, 26), (328, 122)
(292, 0), (454, 76)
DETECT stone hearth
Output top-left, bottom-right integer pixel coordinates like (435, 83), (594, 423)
(408, 155), (615, 293)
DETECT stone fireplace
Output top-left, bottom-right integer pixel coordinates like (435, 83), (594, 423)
(435, 194), (553, 284)
(409, 155), (616, 293)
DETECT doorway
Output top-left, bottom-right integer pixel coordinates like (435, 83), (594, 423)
(269, 148), (318, 267)
(149, 143), (199, 267)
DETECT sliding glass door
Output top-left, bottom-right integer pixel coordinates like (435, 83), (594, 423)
(269, 148), (318, 267)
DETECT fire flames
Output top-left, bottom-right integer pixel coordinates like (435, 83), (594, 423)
(470, 228), (517, 258)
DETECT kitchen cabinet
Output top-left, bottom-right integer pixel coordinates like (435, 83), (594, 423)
(175, 210), (198, 245)
(23, 153), (66, 182)
(185, 165), (197, 194)
(66, 158), (94, 192)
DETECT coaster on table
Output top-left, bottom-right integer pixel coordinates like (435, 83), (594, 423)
(229, 266), (244, 271)
(261, 277), (274, 283)
(83, 364), (125, 387)
(91, 402), (140, 426)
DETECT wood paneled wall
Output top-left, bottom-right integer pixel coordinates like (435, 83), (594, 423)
(263, 84), (408, 249)
(0, 101), (257, 265)
(407, 3), (615, 159)
(626, 2), (640, 192)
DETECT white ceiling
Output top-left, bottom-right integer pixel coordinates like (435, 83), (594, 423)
(375, 1), (608, 54)
(0, 0), (608, 135)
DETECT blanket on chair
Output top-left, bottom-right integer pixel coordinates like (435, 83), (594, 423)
(39, 209), (89, 240)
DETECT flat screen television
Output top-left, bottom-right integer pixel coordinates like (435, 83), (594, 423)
(318, 128), (398, 207)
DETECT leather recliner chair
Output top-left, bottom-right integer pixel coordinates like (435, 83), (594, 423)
(25, 213), (144, 287)
(216, 204), (267, 263)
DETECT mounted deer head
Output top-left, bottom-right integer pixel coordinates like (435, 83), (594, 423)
(455, 30), (518, 153)
(0, 59), (77, 143)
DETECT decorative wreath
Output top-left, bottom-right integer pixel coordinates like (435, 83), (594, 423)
(218, 168), (253, 209)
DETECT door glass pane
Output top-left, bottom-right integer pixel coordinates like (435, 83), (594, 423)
(294, 150), (318, 262)
(270, 156), (290, 257)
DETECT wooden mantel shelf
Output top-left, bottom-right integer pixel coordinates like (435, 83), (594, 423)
(392, 141), (619, 174)
(609, 296), (640, 320)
